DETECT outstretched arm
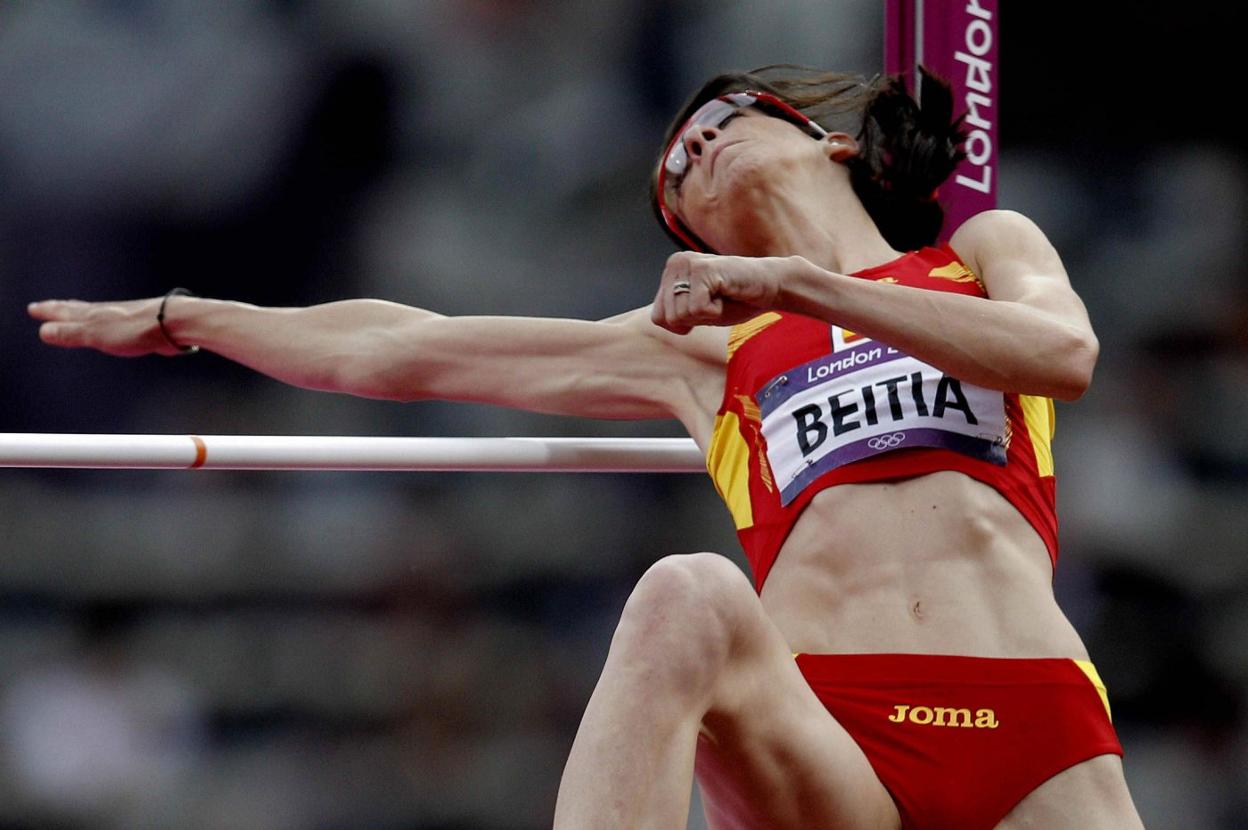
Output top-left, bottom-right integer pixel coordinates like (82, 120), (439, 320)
(650, 210), (1098, 401)
(29, 295), (726, 435)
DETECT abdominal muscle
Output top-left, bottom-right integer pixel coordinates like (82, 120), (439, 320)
(757, 471), (1089, 659)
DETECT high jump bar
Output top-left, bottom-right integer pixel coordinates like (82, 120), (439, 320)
(0, 433), (706, 473)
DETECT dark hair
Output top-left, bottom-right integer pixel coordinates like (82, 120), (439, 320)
(651, 64), (967, 253)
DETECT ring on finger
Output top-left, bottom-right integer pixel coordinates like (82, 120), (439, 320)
(672, 280), (692, 295)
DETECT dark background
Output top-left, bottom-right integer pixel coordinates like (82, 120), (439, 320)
(1, 3), (1245, 828)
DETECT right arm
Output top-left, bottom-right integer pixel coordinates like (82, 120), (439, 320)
(29, 295), (727, 439)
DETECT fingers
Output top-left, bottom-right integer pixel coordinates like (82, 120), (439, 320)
(38, 321), (85, 348)
(673, 280), (724, 331)
(652, 278), (693, 335)
(667, 281), (694, 335)
(29, 301), (87, 347)
(651, 250), (789, 335)
(30, 300), (97, 348)
(653, 252), (725, 334)
(27, 299), (90, 321)
(28, 298), (161, 356)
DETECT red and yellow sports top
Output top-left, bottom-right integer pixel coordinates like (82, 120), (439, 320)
(706, 244), (1059, 591)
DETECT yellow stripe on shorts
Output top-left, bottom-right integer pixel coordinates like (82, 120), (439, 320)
(1073, 659), (1113, 721)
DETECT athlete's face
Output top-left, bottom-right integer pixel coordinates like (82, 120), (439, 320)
(656, 92), (830, 252)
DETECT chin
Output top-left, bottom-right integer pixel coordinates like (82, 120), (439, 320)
(689, 157), (792, 254)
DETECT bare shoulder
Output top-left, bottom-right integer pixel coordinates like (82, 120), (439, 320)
(949, 208), (1041, 240)
(947, 210), (1074, 304)
(948, 210), (1059, 279)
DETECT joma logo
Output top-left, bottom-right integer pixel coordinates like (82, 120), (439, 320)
(888, 704), (999, 729)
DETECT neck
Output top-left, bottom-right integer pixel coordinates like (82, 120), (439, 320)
(725, 179), (903, 275)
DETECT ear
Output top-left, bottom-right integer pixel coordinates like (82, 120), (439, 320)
(823, 132), (859, 162)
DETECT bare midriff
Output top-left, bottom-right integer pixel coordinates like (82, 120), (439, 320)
(758, 470), (1088, 659)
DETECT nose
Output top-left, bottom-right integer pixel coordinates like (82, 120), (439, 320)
(681, 124), (721, 167)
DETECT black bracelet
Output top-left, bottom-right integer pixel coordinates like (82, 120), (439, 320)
(157, 287), (200, 355)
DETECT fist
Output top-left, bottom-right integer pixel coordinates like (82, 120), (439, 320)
(650, 251), (795, 335)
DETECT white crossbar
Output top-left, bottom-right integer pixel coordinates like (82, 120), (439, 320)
(0, 433), (706, 473)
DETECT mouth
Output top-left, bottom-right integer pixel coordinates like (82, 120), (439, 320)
(708, 140), (742, 177)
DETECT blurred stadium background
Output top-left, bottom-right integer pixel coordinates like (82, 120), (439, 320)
(1, 2), (1245, 828)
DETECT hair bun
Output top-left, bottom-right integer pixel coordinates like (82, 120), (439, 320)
(846, 67), (968, 250)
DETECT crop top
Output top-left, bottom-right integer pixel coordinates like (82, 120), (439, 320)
(705, 244), (1059, 591)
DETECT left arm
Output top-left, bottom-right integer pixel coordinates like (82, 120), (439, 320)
(651, 210), (1099, 400)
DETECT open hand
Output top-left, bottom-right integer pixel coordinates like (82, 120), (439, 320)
(650, 251), (796, 335)
(28, 297), (184, 357)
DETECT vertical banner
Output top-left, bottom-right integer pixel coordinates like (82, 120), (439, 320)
(885, 0), (998, 240)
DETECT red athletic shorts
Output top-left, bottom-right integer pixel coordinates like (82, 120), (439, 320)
(795, 653), (1123, 830)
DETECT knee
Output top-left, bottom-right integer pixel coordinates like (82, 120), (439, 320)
(629, 553), (755, 623)
(613, 553), (757, 671)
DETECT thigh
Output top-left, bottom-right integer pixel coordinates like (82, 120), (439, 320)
(995, 754), (1143, 829)
(687, 567), (900, 830)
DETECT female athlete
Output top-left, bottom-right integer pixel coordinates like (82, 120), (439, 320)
(29, 66), (1143, 829)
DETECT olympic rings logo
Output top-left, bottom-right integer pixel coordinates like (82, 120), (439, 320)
(867, 432), (907, 451)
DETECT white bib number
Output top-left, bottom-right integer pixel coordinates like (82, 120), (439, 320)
(758, 332), (1006, 506)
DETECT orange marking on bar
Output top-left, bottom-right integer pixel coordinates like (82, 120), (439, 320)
(189, 435), (207, 469)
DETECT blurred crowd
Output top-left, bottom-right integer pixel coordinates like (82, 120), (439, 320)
(0, 2), (1245, 828)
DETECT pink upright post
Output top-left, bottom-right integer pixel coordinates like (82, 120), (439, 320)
(885, 0), (999, 240)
